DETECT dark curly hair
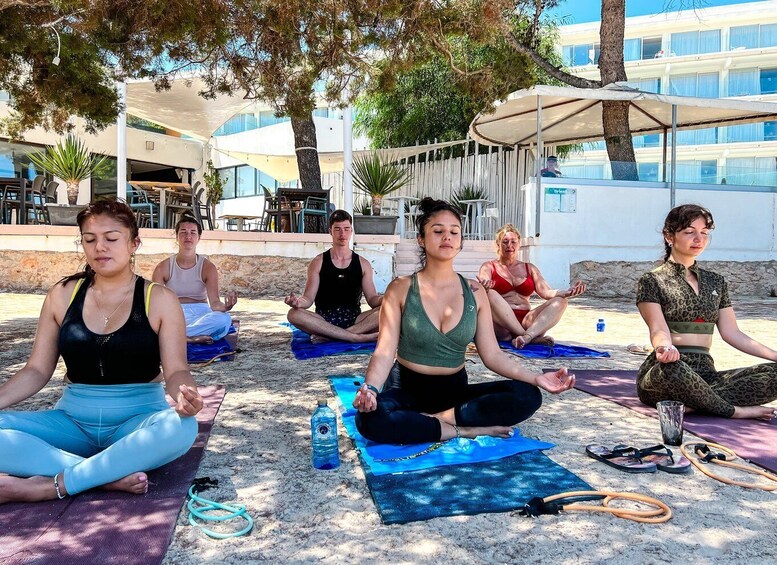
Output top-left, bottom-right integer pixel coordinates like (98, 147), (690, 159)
(661, 204), (715, 261)
(60, 199), (140, 284)
(415, 197), (463, 268)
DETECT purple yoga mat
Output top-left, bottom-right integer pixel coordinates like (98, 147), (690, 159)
(0, 385), (226, 565)
(568, 369), (777, 473)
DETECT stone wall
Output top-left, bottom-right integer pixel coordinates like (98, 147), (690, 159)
(0, 251), (309, 298)
(571, 260), (777, 298)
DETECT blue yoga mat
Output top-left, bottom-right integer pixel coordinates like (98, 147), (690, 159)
(367, 450), (592, 524)
(499, 340), (610, 359)
(285, 323), (376, 360)
(329, 376), (554, 476)
(186, 326), (237, 363)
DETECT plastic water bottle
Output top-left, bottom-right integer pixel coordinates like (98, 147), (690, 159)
(311, 399), (340, 470)
(596, 318), (606, 332)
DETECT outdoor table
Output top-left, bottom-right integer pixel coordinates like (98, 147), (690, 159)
(383, 195), (420, 238)
(130, 181), (192, 229)
(218, 214), (260, 231)
(459, 198), (493, 240)
(275, 188), (330, 233)
(0, 177), (29, 224)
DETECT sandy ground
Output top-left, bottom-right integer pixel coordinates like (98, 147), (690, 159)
(1, 293), (777, 564)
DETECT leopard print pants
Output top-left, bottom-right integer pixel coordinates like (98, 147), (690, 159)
(637, 349), (777, 417)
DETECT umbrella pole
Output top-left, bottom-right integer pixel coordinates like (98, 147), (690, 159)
(670, 105), (677, 208)
(535, 95), (543, 238)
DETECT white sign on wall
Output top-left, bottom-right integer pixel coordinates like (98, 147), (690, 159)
(544, 187), (577, 213)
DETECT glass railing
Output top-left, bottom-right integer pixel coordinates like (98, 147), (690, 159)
(535, 160), (777, 188)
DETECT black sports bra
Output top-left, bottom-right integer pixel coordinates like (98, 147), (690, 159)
(58, 277), (161, 385)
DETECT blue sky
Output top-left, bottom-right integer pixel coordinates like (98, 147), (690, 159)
(551, 0), (761, 24)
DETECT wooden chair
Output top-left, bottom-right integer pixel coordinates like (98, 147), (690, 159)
(164, 187), (195, 228)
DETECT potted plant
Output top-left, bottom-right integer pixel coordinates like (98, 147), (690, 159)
(352, 153), (412, 235)
(203, 160), (224, 223)
(27, 135), (109, 206)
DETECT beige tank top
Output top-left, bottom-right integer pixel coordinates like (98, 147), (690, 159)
(166, 254), (208, 301)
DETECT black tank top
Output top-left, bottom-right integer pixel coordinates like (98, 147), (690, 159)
(58, 277), (161, 385)
(314, 250), (364, 311)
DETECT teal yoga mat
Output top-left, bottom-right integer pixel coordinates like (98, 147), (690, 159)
(329, 376), (590, 524)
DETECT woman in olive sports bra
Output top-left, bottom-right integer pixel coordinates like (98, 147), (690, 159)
(0, 200), (201, 505)
(637, 204), (777, 420)
(353, 198), (575, 445)
(477, 224), (586, 349)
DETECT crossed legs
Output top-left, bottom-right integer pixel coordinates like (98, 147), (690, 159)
(487, 290), (568, 348)
(287, 307), (379, 343)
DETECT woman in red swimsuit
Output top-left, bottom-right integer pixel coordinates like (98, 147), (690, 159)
(477, 224), (586, 348)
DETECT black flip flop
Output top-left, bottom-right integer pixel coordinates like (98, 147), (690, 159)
(585, 444), (657, 474)
(615, 444), (692, 475)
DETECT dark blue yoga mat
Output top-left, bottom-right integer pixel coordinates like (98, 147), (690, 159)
(366, 450), (591, 524)
(499, 340), (610, 359)
(285, 323), (376, 360)
(330, 376), (554, 476)
(186, 325), (237, 363)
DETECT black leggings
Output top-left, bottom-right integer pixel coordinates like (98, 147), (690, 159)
(355, 363), (542, 445)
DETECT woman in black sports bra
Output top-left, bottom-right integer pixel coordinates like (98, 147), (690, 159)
(0, 200), (202, 504)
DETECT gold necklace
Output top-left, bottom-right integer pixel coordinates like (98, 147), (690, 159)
(93, 275), (137, 328)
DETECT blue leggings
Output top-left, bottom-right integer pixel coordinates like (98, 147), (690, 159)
(356, 364), (542, 444)
(0, 383), (198, 495)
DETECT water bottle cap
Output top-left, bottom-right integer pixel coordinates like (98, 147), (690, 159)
(598, 318), (604, 322)
(317, 399), (328, 406)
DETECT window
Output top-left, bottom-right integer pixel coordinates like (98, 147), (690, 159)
(700, 160), (719, 184)
(730, 24), (777, 49)
(638, 163), (660, 182)
(730, 25), (758, 49)
(624, 38), (641, 61)
(219, 168), (236, 199)
(765, 121), (777, 141)
(626, 77), (661, 93)
(236, 165), (256, 197)
(642, 37), (662, 59)
(562, 43), (599, 66)
(760, 68), (777, 94)
(728, 68), (759, 96)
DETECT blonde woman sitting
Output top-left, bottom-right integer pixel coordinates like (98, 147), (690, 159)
(477, 224), (585, 349)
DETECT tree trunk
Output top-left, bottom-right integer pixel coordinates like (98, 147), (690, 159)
(598, 0), (638, 180)
(290, 115), (322, 190)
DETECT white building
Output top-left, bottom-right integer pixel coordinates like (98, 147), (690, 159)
(557, 0), (777, 186)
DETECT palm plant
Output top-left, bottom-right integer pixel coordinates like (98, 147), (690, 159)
(451, 184), (489, 215)
(352, 153), (413, 215)
(27, 135), (110, 205)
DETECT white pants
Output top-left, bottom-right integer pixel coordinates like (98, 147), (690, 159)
(181, 302), (232, 341)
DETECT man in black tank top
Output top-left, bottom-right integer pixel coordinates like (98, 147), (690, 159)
(285, 210), (382, 343)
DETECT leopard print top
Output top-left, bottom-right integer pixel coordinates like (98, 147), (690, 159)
(636, 261), (731, 332)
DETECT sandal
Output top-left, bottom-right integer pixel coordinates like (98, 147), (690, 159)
(585, 444), (657, 474)
(615, 444), (691, 475)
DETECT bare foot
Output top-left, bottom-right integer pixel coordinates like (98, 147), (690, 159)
(512, 334), (532, 349)
(310, 334), (331, 344)
(188, 335), (214, 345)
(101, 472), (149, 495)
(458, 425), (514, 439)
(531, 335), (555, 347)
(0, 475), (57, 504)
(732, 405), (777, 421)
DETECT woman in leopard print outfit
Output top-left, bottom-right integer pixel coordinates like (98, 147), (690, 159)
(636, 204), (777, 420)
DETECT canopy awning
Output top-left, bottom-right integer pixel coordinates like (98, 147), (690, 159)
(469, 83), (777, 147)
(125, 77), (258, 141)
(215, 139), (464, 182)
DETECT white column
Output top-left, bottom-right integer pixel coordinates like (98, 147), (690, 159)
(116, 80), (127, 200)
(342, 104), (353, 217)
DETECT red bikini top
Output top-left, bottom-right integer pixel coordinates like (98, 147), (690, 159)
(491, 262), (535, 297)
